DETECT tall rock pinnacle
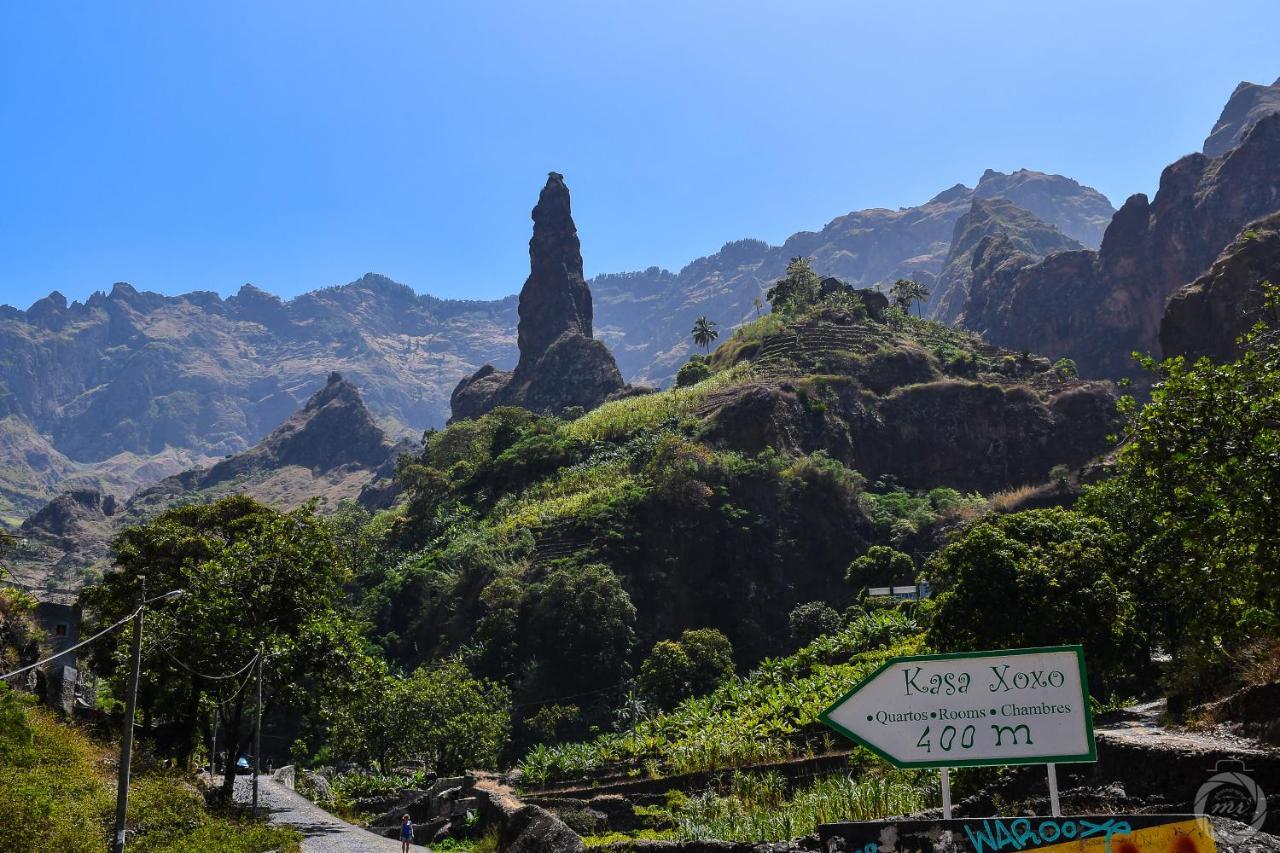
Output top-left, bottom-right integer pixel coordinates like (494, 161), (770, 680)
(516, 172), (594, 366)
(450, 173), (631, 422)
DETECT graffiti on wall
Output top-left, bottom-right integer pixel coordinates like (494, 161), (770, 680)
(821, 815), (1216, 853)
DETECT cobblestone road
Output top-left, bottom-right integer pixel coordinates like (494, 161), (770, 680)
(234, 775), (422, 852)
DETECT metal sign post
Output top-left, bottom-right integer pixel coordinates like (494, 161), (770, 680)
(1047, 762), (1061, 816)
(940, 767), (952, 819)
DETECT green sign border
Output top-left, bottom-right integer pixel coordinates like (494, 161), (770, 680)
(818, 644), (1097, 769)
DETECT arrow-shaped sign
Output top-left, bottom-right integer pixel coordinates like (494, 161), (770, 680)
(820, 645), (1096, 769)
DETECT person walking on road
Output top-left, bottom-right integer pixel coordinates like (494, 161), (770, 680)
(400, 814), (414, 851)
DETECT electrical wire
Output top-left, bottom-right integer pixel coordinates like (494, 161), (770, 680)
(0, 605), (141, 681)
(161, 647), (261, 682)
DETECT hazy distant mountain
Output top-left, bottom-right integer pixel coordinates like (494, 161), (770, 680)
(0, 169), (1111, 523)
(593, 168), (1113, 385)
(8, 373), (407, 590)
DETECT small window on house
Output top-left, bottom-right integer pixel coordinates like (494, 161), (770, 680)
(54, 623), (69, 638)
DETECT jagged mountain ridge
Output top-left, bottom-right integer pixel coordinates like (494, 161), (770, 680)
(1161, 210), (1280, 363)
(592, 168), (1114, 385)
(961, 113), (1280, 377)
(0, 169), (1111, 521)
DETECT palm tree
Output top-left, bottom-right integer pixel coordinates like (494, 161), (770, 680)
(691, 316), (719, 352)
(753, 297), (764, 318)
(890, 279), (930, 318)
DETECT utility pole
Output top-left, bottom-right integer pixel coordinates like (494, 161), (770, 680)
(112, 575), (145, 853)
(251, 645), (263, 814)
(210, 708), (219, 784)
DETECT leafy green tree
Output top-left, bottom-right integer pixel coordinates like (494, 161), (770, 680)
(889, 279), (930, 317)
(400, 660), (511, 773)
(638, 628), (735, 710)
(638, 640), (692, 710)
(925, 508), (1145, 691)
(1053, 357), (1079, 379)
(691, 316), (719, 352)
(788, 601), (842, 647)
(526, 564), (637, 695)
(766, 257), (822, 313)
(1081, 294), (1280, 670)
(678, 628), (735, 695)
(82, 497), (368, 801)
(325, 658), (509, 773)
(846, 545), (915, 589)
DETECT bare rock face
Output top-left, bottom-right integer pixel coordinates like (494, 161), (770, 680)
(930, 197), (1083, 325)
(1161, 211), (1280, 363)
(700, 376), (1117, 494)
(1204, 77), (1280, 158)
(962, 113), (1280, 378)
(451, 174), (626, 421)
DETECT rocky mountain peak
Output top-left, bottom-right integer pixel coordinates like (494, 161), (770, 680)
(256, 372), (390, 473)
(516, 171), (595, 367)
(1203, 76), (1280, 158)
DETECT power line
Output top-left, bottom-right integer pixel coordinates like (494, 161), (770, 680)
(0, 606), (141, 681)
(161, 647), (261, 682)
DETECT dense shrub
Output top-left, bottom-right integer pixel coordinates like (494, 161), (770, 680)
(788, 602), (842, 647)
(676, 358), (713, 387)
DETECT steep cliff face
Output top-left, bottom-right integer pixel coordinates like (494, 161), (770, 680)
(1203, 77), (1280, 158)
(929, 198), (1083, 325)
(592, 169), (1114, 385)
(962, 113), (1280, 377)
(1161, 212), (1280, 363)
(451, 174), (627, 421)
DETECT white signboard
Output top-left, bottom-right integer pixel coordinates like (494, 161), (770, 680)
(820, 645), (1096, 768)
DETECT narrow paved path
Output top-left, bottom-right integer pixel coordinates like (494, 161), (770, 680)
(234, 775), (422, 852)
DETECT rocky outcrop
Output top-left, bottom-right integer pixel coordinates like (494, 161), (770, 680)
(20, 488), (116, 541)
(930, 197), (1083, 325)
(1204, 77), (1280, 157)
(451, 174), (627, 421)
(962, 113), (1280, 377)
(702, 377), (1116, 494)
(131, 372), (404, 511)
(1161, 212), (1280, 363)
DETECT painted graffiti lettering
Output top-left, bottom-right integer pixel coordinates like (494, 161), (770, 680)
(987, 665), (1066, 693)
(964, 817), (1134, 853)
(903, 667), (972, 696)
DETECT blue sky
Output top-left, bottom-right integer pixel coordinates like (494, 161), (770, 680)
(1, 1), (1278, 310)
